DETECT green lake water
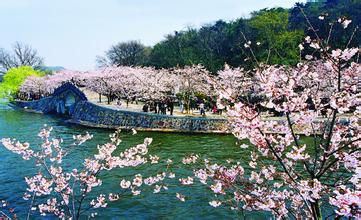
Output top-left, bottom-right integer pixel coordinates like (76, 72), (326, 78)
(0, 102), (269, 219)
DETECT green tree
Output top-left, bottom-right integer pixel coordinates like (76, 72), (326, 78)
(147, 8), (306, 71)
(97, 41), (150, 67)
(0, 66), (45, 98)
(289, 0), (360, 49)
(249, 8), (304, 65)
(149, 29), (201, 69)
(221, 18), (255, 69)
(196, 20), (231, 73)
(108, 1), (360, 72)
(149, 23), (233, 73)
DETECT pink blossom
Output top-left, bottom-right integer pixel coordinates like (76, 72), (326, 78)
(90, 194), (107, 208)
(182, 154), (199, 164)
(108, 193), (120, 201)
(153, 185), (162, 194)
(210, 182), (223, 194)
(176, 193), (186, 202)
(120, 180), (131, 189)
(38, 198), (61, 216)
(25, 174), (53, 196)
(132, 174), (143, 187)
(330, 186), (361, 218)
(73, 132), (93, 145)
(179, 177), (194, 185)
(149, 155), (159, 164)
(286, 145), (310, 161)
(209, 200), (222, 207)
(194, 169), (208, 184)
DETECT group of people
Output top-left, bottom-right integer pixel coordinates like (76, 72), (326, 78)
(188, 98), (225, 116)
(197, 100), (225, 116)
(138, 97), (226, 117)
(142, 98), (174, 115)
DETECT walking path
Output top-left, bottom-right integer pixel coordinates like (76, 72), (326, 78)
(82, 90), (355, 123)
(83, 90), (226, 119)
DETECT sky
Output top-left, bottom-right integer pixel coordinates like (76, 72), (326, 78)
(0, 0), (304, 71)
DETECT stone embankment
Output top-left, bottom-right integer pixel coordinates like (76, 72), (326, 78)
(14, 83), (228, 133)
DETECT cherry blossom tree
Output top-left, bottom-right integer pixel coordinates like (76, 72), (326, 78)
(18, 65), (214, 110)
(19, 70), (82, 100)
(213, 64), (248, 99)
(0, 126), (163, 219)
(191, 18), (360, 219)
(81, 66), (173, 104)
(19, 75), (47, 100)
(10, 14), (360, 219)
(172, 64), (212, 113)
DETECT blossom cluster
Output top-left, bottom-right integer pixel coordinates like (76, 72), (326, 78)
(19, 65), (213, 103)
(0, 127), (155, 219)
(200, 19), (360, 218)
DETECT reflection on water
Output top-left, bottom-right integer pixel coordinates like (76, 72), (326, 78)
(0, 102), (268, 219)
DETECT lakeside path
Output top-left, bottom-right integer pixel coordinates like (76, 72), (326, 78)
(13, 86), (356, 134)
(83, 90), (356, 122)
(83, 90), (226, 119)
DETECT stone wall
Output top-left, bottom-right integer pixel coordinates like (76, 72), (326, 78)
(16, 97), (56, 113)
(70, 101), (228, 133)
(14, 83), (228, 133)
(14, 99), (229, 133)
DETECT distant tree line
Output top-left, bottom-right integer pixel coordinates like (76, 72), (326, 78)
(97, 0), (360, 73)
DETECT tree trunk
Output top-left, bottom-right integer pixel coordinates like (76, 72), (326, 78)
(185, 93), (190, 114)
(310, 200), (322, 220)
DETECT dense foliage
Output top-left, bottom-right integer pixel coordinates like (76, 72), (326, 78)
(289, 0), (361, 49)
(0, 66), (45, 98)
(98, 0), (360, 73)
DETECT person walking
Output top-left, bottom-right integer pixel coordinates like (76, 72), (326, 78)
(116, 98), (122, 108)
(154, 101), (158, 114)
(199, 102), (206, 116)
(162, 101), (167, 115)
(142, 102), (149, 112)
(217, 102), (224, 115)
(168, 100), (174, 115)
(213, 105), (217, 114)
(159, 101), (165, 115)
(179, 100), (184, 114)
